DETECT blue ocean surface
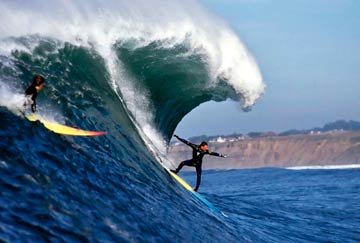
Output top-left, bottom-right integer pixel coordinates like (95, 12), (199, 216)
(182, 168), (360, 242)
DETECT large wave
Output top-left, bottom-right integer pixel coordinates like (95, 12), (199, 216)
(0, 1), (265, 241)
(0, 0), (264, 157)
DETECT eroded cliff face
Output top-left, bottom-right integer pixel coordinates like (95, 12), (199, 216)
(168, 132), (360, 169)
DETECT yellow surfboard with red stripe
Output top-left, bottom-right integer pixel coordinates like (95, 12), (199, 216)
(26, 113), (106, 136)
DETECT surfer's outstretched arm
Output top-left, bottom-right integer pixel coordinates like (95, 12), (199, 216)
(174, 135), (198, 150)
(208, 151), (228, 158)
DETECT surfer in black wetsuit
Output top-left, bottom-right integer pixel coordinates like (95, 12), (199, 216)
(25, 75), (45, 113)
(171, 135), (228, 192)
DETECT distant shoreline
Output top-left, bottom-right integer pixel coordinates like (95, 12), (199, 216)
(168, 131), (360, 169)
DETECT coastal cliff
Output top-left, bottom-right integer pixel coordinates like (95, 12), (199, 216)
(168, 131), (360, 169)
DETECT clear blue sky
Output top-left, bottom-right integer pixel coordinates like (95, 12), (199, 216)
(176, 0), (360, 137)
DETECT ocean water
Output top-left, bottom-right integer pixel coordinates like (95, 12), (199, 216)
(2, 148), (360, 243)
(0, 1), (358, 242)
(183, 168), (360, 242)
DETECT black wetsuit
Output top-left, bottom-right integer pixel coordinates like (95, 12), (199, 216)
(25, 85), (39, 112)
(173, 136), (223, 191)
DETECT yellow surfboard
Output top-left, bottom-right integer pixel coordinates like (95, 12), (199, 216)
(26, 113), (106, 136)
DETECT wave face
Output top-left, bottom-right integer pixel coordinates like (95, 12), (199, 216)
(0, 1), (265, 241)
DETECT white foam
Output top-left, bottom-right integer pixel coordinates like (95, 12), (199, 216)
(286, 164), (360, 170)
(0, 82), (28, 116)
(0, 160), (9, 169)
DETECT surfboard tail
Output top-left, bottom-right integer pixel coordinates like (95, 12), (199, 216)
(166, 168), (221, 214)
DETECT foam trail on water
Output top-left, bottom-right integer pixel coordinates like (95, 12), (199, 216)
(286, 165), (360, 170)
